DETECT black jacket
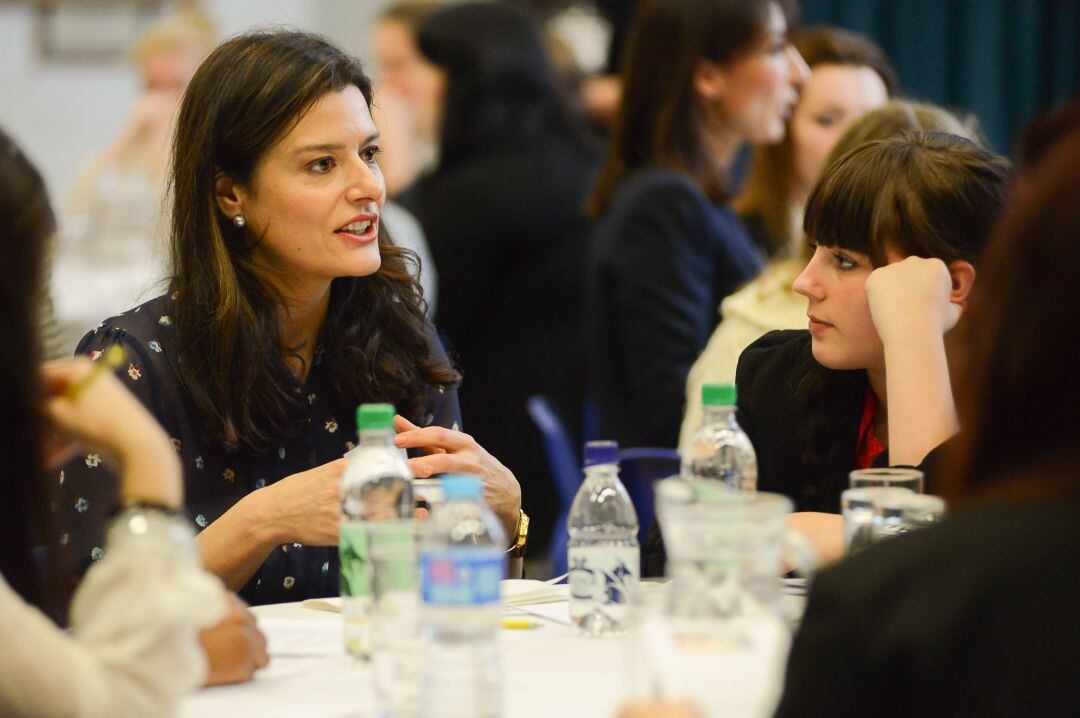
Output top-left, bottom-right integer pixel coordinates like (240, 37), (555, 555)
(643, 329), (944, 576)
(776, 499), (1080, 718)
(737, 329), (870, 514)
(587, 169), (763, 450)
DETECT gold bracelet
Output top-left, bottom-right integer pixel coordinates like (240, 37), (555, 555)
(507, 509), (529, 558)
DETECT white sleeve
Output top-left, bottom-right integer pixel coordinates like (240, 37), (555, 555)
(0, 511), (226, 718)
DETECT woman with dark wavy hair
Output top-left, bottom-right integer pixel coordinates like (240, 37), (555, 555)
(58, 30), (523, 604)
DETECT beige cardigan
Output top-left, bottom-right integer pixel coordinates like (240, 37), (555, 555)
(679, 259), (807, 448)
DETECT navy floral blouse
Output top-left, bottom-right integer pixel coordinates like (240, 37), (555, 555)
(56, 293), (461, 605)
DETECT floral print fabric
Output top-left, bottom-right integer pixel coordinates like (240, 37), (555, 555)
(56, 293), (461, 605)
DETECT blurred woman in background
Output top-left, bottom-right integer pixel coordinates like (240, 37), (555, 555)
(586, 0), (808, 451)
(398, 1), (601, 553)
(58, 7), (216, 350)
(736, 25), (895, 259)
(371, 0), (441, 196)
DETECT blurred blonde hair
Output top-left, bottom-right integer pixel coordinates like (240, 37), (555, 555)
(130, 5), (215, 63)
(795, 99), (982, 262)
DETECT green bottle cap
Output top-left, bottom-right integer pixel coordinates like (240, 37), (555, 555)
(702, 383), (737, 407)
(356, 403), (395, 431)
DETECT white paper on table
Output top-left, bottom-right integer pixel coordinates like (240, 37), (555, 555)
(259, 617), (345, 657)
(301, 579), (569, 614)
(501, 579), (569, 606)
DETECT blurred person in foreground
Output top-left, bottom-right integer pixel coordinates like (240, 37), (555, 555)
(398, 1), (602, 555)
(55, 30), (525, 605)
(587, 0), (808, 451)
(0, 127), (265, 717)
(679, 99), (978, 447)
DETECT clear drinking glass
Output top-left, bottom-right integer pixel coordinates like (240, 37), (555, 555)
(841, 486), (914, 554)
(370, 529), (420, 718)
(874, 493), (947, 541)
(655, 478), (793, 622)
(626, 580), (790, 717)
(849, 467), (924, 493)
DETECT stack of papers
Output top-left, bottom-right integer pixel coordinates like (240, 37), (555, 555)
(301, 576), (570, 614)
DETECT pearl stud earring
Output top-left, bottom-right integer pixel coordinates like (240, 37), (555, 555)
(232, 215), (246, 228)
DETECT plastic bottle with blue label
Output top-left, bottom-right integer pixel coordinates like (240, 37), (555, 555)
(419, 474), (506, 718)
(567, 440), (640, 636)
(339, 403), (415, 661)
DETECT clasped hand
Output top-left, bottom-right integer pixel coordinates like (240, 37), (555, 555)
(256, 417), (522, 545)
(393, 415), (523, 538)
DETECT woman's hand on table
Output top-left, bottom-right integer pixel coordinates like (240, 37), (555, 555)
(392, 415), (522, 538)
(787, 512), (844, 565)
(246, 458), (347, 547)
(199, 592), (269, 686)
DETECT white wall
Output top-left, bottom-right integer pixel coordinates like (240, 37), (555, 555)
(0, 0), (395, 207)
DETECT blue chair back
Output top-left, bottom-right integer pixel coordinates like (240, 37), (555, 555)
(525, 393), (681, 575)
(525, 395), (582, 576)
(618, 447), (680, 544)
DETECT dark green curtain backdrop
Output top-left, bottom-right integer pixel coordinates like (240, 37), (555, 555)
(799, 0), (1079, 152)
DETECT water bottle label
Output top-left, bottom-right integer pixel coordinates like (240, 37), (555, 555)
(420, 547), (505, 606)
(567, 546), (639, 606)
(369, 521), (417, 591)
(340, 522), (371, 598)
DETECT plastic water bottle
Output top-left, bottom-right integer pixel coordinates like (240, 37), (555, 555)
(419, 475), (506, 718)
(339, 403), (415, 661)
(682, 383), (757, 491)
(567, 440), (640, 636)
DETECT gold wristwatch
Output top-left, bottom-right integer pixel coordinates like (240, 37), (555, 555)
(507, 509), (529, 558)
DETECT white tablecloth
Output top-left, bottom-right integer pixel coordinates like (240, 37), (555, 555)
(178, 584), (805, 718)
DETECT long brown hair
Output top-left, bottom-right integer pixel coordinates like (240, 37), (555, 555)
(735, 25), (896, 258)
(589, 0), (790, 216)
(169, 31), (459, 453)
(0, 128), (52, 608)
(946, 104), (1080, 503)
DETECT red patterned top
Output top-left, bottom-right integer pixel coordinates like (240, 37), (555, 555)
(856, 389), (885, 469)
